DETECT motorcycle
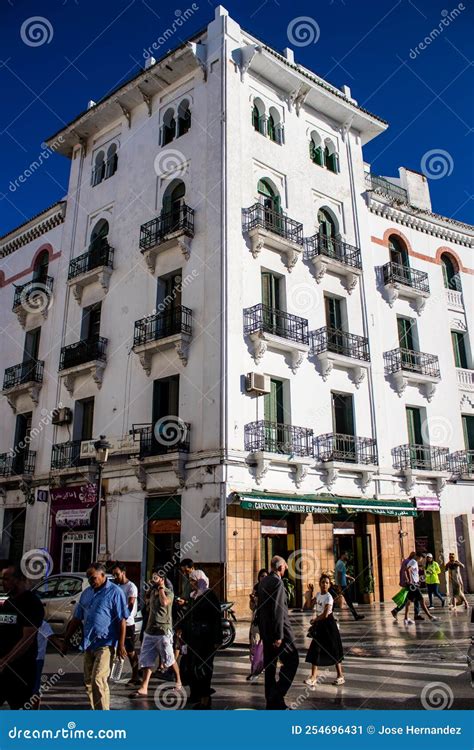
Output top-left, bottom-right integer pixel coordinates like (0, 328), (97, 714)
(220, 601), (237, 649)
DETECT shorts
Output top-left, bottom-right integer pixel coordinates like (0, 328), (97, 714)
(139, 632), (175, 670)
(125, 625), (136, 653)
(407, 586), (423, 602)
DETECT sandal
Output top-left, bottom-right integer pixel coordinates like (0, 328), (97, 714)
(333, 676), (345, 685)
(128, 690), (148, 699)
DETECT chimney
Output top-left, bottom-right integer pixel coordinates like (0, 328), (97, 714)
(87, 100), (96, 110)
(399, 167), (432, 211)
(144, 56), (156, 69)
(283, 47), (295, 64)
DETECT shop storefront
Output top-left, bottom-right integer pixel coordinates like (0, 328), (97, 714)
(49, 483), (97, 573)
(146, 495), (181, 589)
(414, 497), (442, 557)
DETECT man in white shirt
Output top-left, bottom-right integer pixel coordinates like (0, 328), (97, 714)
(403, 552), (437, 626)
(112, 563), (139, 684)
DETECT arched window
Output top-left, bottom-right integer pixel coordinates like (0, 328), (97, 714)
(441, 252), (461, 291)
(105, 143), (118, 179)
(91, 150), (105, 187)
(89, 220), (109, 262)
(317, 208), (339, 255)
(32, 249), (50, 283)
(252, 99), (265, 135)
(162, 108), (176, 146)
(258, 179), (281, 232)
(177, 99), (191, 138)
(324, 139), (339, 173)
(309, 131), (323, 166)
(267, 107), (283, 144)
(388, 235), (409, 268)
(162, 180), (186, 233)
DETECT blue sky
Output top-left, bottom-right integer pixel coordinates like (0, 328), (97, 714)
(1, 0), (473, 235)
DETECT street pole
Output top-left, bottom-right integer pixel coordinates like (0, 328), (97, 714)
(95, 462), (102, 562)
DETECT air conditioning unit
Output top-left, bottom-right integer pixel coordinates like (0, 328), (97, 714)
(51, 407), (73, 425)
(246, 372), (271, 395)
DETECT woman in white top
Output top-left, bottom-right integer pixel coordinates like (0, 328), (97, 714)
(304, 574), (344, 687)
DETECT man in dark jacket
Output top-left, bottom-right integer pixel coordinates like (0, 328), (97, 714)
(257, 555), (299, 709)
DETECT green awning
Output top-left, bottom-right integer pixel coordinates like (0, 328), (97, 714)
(236, 492), (340, 515)
(338, 498), (417, 517)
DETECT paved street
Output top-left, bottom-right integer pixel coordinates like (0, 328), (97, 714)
(12, 601), (472, 711)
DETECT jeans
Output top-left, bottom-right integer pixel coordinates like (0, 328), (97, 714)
(83, 646), (114, 710)
(262, 638), (299, 709)
(427, 583), (444, 607)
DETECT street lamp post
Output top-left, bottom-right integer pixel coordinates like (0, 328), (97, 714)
(94, 435), (110, 562)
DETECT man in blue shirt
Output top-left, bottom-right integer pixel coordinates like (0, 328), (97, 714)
(62, 563), (127, 710)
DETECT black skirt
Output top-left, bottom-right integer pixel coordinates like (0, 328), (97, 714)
(305, 615), (343, 666)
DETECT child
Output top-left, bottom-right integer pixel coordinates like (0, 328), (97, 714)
(304, 574), (344, 687)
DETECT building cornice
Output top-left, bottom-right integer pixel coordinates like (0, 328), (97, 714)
(367, 193), (474, 248)
(0, 201), (66, 259)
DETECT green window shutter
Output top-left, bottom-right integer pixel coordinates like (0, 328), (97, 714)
(406, 407), (423, 446)
(261, 272), (279, 309)
(462, 415), (474, 450)
(264, 379), (283, 423)
(397, 318), (414, 350)
(451, 331), (467, 368)
(325, 297), (342, 330)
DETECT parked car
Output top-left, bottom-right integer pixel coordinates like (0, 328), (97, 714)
(31, 573), (142, 649)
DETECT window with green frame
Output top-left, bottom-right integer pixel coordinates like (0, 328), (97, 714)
(462, 415), (474, 450)
(310, 140), (323, 166)
(325, 147), (339, 173)
(441, 253), (461, 291)
(451, 331), (468, 369)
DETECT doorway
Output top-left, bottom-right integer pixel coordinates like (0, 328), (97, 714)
(260, 514), (300, 606)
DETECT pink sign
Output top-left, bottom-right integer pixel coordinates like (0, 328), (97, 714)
(415, 497), (440, 511)
(50, 483), (97, 506)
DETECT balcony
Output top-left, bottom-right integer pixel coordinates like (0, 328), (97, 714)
(448, 450), (474, 479)
(50, 440), (95, 472)
(382, 262), (430, 314)
(304, 235), (362, 293)
(2, 360), (44, 413)
(384, 348), (440, 401)
(392, 444), (449, 493)
(310, 327), (370, 386)
(244, 304), (309, 372)
(314, 432), (378, 492)
(366, 173), (408, 204)
(242, 203), (304, 270)
(456, 368), (474, 393)
(244, 420), (314, 487)
(58, 336), (108, 395)
(12, 276), (54, 327)
(133, 306), (192, 374)
(129, 421), (191, 488)
(445, 288), (464, 312)
(139, 205), (195, 273)
(0, 450), (36, 480)
(67, 243), (114, 303)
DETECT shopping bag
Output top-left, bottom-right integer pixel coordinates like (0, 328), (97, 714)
(251, 640), (264, 675)
(392, 587), (409, 608)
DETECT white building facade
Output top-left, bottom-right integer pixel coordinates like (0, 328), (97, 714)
(0, 6), (472, 612)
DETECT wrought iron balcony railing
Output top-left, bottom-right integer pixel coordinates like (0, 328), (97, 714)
(59, 336), (108, 371)
(130, 422), (191, 457)
(244, 304), (309, 346)
(314, 433), (378, 465)
(392, 444), (449, 472)
(68, 243), (114, 280)
(448, 450), (474, 476)
(0, 450), (36, 477)
(304, 234), (362, 269)
(3, 360), (44, 390)
(382, 261), (429, 294)
(244, 420), (314, 457)
(13, 276), (54, 310)
(242, 203), (304, 246)
(384, 348), (440, 378)
(139, 204), (195, 252)
(366, 174), (408, 203)
(51, 440), (94, 470)
(310, 327), (370, 362)
(133, 306), (192, 347)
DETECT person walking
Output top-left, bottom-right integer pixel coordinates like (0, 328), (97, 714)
(131, 569), (181, 697)
(111, 562), (140, 685)
(333, 552), (364, 621)
(62, 562), (128, 710)
(178, 570), (223, 709)
(247, 568), (267, 682)
(304, 574), (345, 687)
(257, 555), (299, 710)
(424, 554), (445, 609)
(403, 552), (438, 626)
(445, 553), (469, 610)
(391, 553), (423, 620)
(0, 564), (44, 710)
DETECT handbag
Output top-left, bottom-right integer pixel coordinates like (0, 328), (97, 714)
(251, 640), (264, 675)
(392, 587), (409, 608)
(307, 621), (318, 639)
